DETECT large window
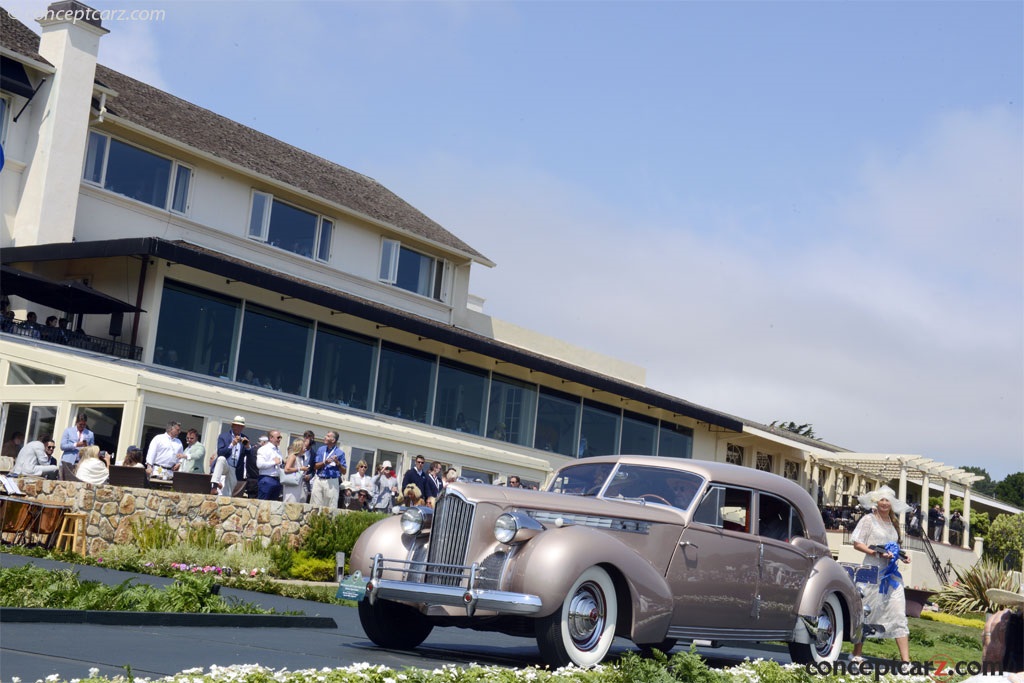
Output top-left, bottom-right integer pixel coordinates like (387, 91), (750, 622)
(154, 281), (240, 378)
(2, 402), (57, 445)
(621, 411), (657, 455)
(534, 388), (580, 457)
(487, 374), (537, 447)
(379, 239), (448, 301)
(375, 343), (435, 422)
(309, 325), (377, 410)
(433, 359), (487, 435)
(236, 304), (312, 396)
(658, 423), (693, 459)
(83, 131), (191, 213)
(579, 400), (620, 458)
(248, 191), (333, 262)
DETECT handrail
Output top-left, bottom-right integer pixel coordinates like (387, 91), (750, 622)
(0, 317), (142, 361)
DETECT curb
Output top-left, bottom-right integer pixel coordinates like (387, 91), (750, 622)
(0, 607), (337, 628)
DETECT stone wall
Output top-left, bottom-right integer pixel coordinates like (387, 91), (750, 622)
(17, 478), (345, 556)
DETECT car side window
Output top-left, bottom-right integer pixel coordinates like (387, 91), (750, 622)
(693, 485), (750, 533)
(758, 493), (792, 541)
(758, 493), (807, 542)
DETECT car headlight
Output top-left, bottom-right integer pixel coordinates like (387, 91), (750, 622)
(494, 511), (543, 544)
(401, 506), (432, 536)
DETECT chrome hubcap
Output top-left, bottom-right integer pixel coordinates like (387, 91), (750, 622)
(567, 581), (606, 651)
(815, 604), (836, 655)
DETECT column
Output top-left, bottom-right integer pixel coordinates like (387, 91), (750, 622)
(942, 480), (951, 545)
(961, 486), (971, 550)
(920, 472), (930, 540)
(898, 466), (908, 530)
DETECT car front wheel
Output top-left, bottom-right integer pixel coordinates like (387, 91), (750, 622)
(535, 566), (618, 667)
(788, 593), (844, 664)
(358, 598), (433, 650)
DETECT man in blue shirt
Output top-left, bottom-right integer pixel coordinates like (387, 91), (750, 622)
(310, 430), (346, 508)
(59, 412), (94, 480)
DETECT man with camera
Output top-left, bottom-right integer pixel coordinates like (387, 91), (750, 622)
(213, 415), (252, 496)
(310, 430), (346, 508)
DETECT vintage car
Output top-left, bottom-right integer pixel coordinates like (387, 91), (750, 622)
(349, 456), (863, 667)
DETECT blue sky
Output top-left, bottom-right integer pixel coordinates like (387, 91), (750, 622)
(10, 0), (1023, 480)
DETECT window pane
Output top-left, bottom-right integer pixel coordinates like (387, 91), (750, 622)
(237, 304), (312, 396)
(379, 239), (398, 282)
(433, 359), (487, 435)
(580, 400), (620, 457)
(82, 405), (124, 457)
(534, 389), (580, 457)
(375, 343), (435, 422)
(7, 363), (65, 385)
(154, 281), (240, 378)
(104, 137), (171, 208)
(396, 246), (433, 296)
(171, 165), (191, 213)
(317, 219), (333, 261)
(460, 467), (494, 484)
(309, 324), (376, 410)
(267, 199), (317, 258)
(486, 374), (537, 447)
(249, 192), (269, 237)
(28, 405), (57, 444)
(658, 423), (693, 458)
(621, 411), (656, 455)
(83, 131), (106, 183)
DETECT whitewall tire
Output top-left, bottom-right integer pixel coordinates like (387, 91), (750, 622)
(536, 565), (618, 667)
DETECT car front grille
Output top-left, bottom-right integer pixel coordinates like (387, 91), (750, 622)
(425, 490), (476, 586)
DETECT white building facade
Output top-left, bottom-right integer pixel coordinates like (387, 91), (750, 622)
(0, 1), (1006, 557)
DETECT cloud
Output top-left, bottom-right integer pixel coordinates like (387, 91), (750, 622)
(388, 107), (1022, 479)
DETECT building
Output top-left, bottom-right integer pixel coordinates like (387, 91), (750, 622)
(0, 3), (1013, 577)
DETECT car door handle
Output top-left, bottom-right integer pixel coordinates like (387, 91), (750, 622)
(679, 540), (698, 548)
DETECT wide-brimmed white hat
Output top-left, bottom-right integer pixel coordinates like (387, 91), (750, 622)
(231, 415), (245, 426)
(857, 485), (910, 514)
(987, 587), (1024, 609)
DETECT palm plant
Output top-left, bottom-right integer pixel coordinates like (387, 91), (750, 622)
(934, 558), (1021, 615)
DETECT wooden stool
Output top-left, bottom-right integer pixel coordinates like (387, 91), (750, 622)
(55, 512), (87, 555)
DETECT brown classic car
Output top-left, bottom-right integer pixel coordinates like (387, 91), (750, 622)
(350, 456), (863, 667)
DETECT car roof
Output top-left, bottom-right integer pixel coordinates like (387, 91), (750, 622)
(557, 455), (822, 521)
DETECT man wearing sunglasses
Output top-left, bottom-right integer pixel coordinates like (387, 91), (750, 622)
(11, 437), (59, 478)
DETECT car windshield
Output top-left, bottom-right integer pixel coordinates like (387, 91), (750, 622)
(548, 463), (704, 511)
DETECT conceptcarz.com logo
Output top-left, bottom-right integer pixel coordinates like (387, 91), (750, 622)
(806, 656), (1003, 681)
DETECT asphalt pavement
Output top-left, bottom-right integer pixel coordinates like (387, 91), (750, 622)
(0, 554), (784, 682)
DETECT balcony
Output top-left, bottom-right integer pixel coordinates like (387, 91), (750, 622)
(0, 317), (142, 361)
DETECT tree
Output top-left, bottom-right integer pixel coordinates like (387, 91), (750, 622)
(959, 466), (997, 497)
(984, 513), (1024, 571)
(769, 421), (817, 439)
(993, 472), (1024, 508)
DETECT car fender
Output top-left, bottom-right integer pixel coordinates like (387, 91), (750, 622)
(350, 515), (419, 579)
(795, 557), (863, 643)
(508, 524), (674, 644)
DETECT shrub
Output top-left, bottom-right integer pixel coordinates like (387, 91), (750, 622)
(920, 611), (985, 629)
(934, 558), (1021, 614)
(289, 552), (335, 582)
(268, 538), (296, 577)
(985, 512), (1024, 568)
(130, 516), (178, 551)
(300, 511), (384, 560)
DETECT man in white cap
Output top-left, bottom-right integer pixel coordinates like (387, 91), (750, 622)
(213, 415), (251, 496)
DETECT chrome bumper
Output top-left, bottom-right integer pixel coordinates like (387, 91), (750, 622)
(366, 553), (543, 617)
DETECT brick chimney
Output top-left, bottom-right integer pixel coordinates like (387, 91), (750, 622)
(12, 1), (108, 246)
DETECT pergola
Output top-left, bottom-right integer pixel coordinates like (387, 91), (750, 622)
(811, 452), (984, 549)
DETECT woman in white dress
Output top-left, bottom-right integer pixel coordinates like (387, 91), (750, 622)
(281, 439), (308, 504)
(850, 485), (912, 662)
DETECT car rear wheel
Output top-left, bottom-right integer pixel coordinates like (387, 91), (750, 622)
(788, 593), (844, 664)
(535, 566), (618, 668)
(358, 598), (433, 650)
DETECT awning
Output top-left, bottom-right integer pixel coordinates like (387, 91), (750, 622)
(1, 56), (36, 99)
(0, 265), (144, 314)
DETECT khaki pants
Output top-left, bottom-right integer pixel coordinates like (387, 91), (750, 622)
(310, 477), (339, 508)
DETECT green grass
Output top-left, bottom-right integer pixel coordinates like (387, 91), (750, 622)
(841, 614), (982, 664)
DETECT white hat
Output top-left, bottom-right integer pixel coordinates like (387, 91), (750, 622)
(258, 435), (269, 443)
(342, 481), (353, 490)
(381, 460), (393, 469)
(987, 587), (1024, 609)
(231, 415), (245, 426)
(857, 485), (910, 515)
